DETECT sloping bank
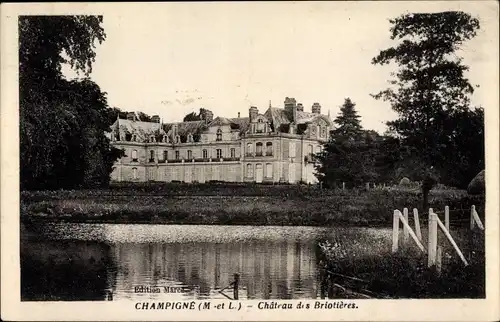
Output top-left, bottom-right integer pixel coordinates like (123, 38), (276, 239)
(21, 186), (483, 227)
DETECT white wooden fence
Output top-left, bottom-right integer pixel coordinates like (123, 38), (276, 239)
(392, 205), (484, 272)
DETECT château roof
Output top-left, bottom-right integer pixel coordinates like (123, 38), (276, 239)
(228, 117), (250, 133)
(110, 104), (332, 143)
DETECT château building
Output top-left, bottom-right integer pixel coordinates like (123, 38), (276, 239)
(108, 97), (333, 184)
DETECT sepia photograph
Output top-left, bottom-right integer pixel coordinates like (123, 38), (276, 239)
(2, 1), (499, 321)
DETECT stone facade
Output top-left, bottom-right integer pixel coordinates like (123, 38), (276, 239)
(108, 98), (333, 184)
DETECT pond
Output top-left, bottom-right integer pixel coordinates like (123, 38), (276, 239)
(21, 223), (391, 301)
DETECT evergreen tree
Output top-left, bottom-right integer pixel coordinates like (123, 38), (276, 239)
(332, 98), (363, 139)
(315, 99), (381, 187)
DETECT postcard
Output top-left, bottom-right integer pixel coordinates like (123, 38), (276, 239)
(1, 1), (499, 321)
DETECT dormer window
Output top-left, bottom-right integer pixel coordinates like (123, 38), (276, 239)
(216, 129), (222, 141)
(175, 135), (180, 144)
(320, 126), (327, 138)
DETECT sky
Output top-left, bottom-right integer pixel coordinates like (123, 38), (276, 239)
(63, 1), (499, 133)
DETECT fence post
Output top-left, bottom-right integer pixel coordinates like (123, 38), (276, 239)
(342, 182), (345, 190)
(428, 209), (437, 267)
(413, 208), (422, 241)
(470, 205), (475, 230)
(392, 210), (399, 253)
(233, 273), (239, 300)
(445, 206), (450, 231)
(366, 182), (370, 190)
(403, 208), (409, 244)
(436, 246), (443, 275)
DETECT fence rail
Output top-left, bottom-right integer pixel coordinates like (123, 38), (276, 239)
(392, 205), (484, 273)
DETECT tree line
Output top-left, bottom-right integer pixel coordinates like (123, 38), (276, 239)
(314, 11), (484, 203)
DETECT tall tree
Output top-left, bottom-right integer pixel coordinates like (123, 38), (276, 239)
(332, 98), (363, 139)
(371, 11), (481, 207)
(19, 16), (123, 189)
(315, 99), (380, 187)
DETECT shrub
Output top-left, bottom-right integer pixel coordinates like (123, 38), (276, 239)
(399, 177), (410, 186)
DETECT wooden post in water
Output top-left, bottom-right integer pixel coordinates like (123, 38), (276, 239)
(428, 209), (437, 267)
(233, 273), (240, 300)
(445, 206), (450, 231)
(403, 208), (409, 244)
(392, 210), (399, 253)
(413, 208), (422, 241)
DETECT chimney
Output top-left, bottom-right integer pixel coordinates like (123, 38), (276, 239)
(249, 106), (258, 122)
(126, 112), (136, 121)
(284, 97), (297, 123)
(312, 102), (321, 114)
(151, 115), (160, 123)
(238, 112), (241, 118)
(296, 103), (304, 112)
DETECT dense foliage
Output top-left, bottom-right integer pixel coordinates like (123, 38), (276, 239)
(20, 16), (124, 190)
(315, 99), (401, 187)
(316, 12), (484, 192)
(371, 11), (483, 189)
(183, 111), (203, 122)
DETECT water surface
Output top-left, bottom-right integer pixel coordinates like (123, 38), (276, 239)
(21, 223), (390, 301)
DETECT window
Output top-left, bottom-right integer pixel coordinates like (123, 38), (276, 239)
(266, 163), (273, 178)
(149, 150), (155, 162)
(175, 151), (180, 160)
(187, 150), (192, 159)
(308, 144), (314, 156)
(316, 146), (321, 154)
(216, 128), (222, 141)
(132, 167), (138, 179)
(202, 149), (208, 159)
(163, 150), (168, 160)
(289, 142), (296, 157)
(256, 142), (263, 156)
(321, 126), (327, 138)
(246, 143), (253, 156)
(266, 142), (273, 156)
(230, 148), (236, 158)
(246, 164), (253, 177)
(216, 149), (222, 159)
(132, 149), (138, 161)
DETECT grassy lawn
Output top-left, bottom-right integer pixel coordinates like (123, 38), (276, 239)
(21, 182), (484, 227)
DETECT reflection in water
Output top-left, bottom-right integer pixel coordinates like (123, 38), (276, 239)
(21, 223), (391, 301)
(110, 240), (316, 300)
